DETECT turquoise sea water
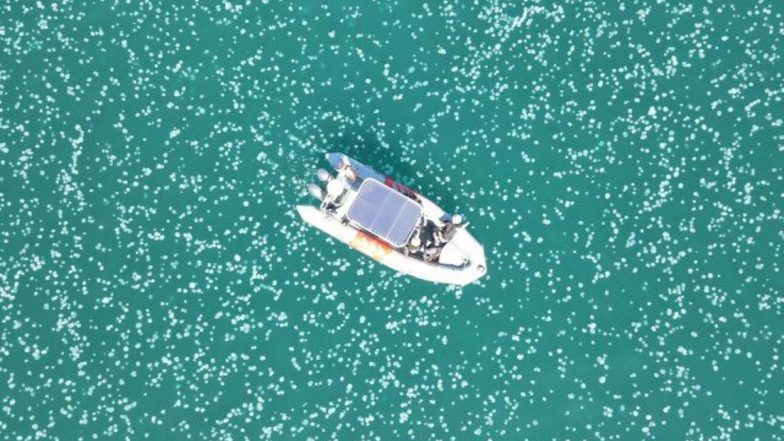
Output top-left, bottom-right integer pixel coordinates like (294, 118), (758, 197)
(1, 1), (783, 439)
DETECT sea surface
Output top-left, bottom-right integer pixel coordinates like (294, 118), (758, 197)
(1, 1), (783, 440)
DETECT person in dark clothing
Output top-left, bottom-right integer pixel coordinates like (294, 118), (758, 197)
(440, 214), (462, 243)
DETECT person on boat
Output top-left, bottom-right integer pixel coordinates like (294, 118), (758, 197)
(325, 179), (346, 206)
(418, 220), (442, 262)
(339, 156), (358, 183)
(406, 233), (422, 255)
(440, 214), (462, 243)
(314, 169), (347, 212)
(316, 160), (355, 212)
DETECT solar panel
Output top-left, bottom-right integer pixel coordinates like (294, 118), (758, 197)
(347, 179), (423, 248)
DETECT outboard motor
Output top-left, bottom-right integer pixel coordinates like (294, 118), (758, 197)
(307, 183), (324, 200)
(316, 169), (332, 182)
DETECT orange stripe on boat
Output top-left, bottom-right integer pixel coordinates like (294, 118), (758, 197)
(349, 231), (392, 261)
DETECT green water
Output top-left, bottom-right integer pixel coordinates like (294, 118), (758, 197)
(1, 1), (783, 440)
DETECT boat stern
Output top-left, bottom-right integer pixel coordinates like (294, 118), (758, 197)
(325, 152), (344, 170)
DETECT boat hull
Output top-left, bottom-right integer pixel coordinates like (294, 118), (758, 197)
(296, 153), (487, 286)
(296, 205), (486, 286)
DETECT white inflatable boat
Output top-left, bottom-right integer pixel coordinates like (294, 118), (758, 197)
(296, 153), (487, 286)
